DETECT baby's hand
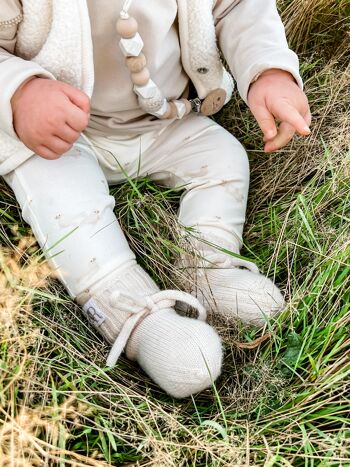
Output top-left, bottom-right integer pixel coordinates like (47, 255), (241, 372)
(247, 69), (311, 152)
(11, 78), (90, 160)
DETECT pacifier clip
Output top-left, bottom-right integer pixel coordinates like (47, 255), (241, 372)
(116, 0), (227, 120)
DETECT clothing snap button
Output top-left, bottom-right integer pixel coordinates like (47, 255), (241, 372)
(197, 67), (209, 74)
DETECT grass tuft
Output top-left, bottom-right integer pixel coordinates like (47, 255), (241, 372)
(0, 0), (349, 464)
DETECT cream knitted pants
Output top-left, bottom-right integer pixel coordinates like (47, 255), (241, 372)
(4, 113), (249, 298)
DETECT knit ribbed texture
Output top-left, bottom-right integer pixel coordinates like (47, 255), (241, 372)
(77, 260), (158, 344)
(180, 235), (286, 325)
(193, 267), (286, 326)
(126, 309), (222, 398)
(77, 260), (223, 398)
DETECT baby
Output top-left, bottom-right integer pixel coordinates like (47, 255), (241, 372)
(0, 0), (311, 398)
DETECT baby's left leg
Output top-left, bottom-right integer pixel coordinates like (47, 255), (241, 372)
(144, 113), (285, 325)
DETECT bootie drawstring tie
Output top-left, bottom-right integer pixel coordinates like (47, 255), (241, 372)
(106, 289), (207, 367)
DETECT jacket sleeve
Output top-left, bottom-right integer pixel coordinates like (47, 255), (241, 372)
(213, 0), (303, 105)
(0, 0), (54, 138)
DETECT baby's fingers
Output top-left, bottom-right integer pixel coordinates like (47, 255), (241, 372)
(264, 121), (295, 152)
(276, 104), (310, 136)
(36, 145), (61, 160)
(250, 102), (278, 141)
(305, 109), (312, 127)
(55, 124), (80, 144)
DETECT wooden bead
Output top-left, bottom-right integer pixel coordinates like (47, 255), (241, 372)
(161, 102), (177, 120)
(126, 53), (146, 73)
(179, 98), (192, 115)
(116, 17), (138, 38)
(168, 102), (178, 119)
(131, 67), (151, 86)
(201, 88), (226, 116)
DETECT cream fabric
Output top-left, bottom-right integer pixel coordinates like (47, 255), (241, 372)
(179, 237), (286, 325)
(76, 260), (222, 399)
(0, 0), (295, 396)
(3, 113), (250, 297)
(86, 0), (189, 137)
(3, 113), (235, 397)
(0, 0), (302, 174)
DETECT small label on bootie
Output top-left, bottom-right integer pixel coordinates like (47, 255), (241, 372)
(82, 299), (106, 327)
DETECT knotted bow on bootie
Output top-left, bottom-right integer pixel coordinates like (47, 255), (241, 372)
(106, 289), (207, 366)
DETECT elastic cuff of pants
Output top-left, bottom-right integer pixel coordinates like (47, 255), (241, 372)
(181, 230), (259, 273)
(183, 225), (242, 254)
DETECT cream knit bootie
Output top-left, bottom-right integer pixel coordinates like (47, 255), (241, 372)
(179, 237), (286, 326)
(76, 260), (223, 398)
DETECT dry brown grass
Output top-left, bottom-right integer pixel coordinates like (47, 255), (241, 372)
(281, 0), (350, 55)
(0, 0), (349, 465)
(0, 240), (108, 466)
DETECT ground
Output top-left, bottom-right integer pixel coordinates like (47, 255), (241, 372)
(0, 0), (349, 465)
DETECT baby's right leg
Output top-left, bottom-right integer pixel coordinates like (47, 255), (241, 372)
(4, 142), (135, 298)
(3, 142), (222, 398)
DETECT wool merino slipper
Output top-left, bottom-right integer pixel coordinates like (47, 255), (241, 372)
(179, 237), (286, 326)
(190, 263), (286, 326)
(76, 260), (222, 398)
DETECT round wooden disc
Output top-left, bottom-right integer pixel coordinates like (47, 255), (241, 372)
(201, 89), (226, 116)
